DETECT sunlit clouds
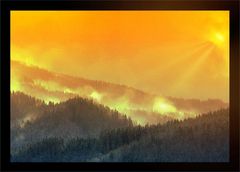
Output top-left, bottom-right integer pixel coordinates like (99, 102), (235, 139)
(90, 91), (103, 102)
(10, 61), (228, 125)
(153, 97), (177, 115)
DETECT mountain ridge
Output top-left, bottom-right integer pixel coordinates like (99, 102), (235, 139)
(11, 60), (228, 124)
(11, 91), (133, 151)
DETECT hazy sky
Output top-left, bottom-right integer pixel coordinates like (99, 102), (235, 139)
(11, 11), (229, 101)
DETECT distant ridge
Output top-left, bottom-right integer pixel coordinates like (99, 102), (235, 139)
(11, 60), (228, 124)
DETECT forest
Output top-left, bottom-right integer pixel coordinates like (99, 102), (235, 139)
(11, 92), (229, 162)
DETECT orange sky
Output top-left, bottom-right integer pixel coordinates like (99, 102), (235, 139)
(11, 11), (229, 102)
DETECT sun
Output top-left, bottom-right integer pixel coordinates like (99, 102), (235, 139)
(215, 32), (224, 42)
(210, 32), (225, 47)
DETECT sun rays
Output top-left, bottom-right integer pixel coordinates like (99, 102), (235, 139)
(168, 42), (216, 95)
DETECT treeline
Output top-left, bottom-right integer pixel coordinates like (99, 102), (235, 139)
(11, 126), (145, 162)
(11, 108), (229, 162)
(11, 92), (133, 151)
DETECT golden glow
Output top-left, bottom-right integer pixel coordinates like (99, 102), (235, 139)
(153, 98), (176, 114)
(90, 91), (102, 102)
(45, 97), (60, 104)
(64, 88), (75, 94)
(215, 32), (225, 42)
(109, 99), (130, 113)
(34, 80), (63, 92)
(210, 32), (225, 47)
(11, 79), (21, 92)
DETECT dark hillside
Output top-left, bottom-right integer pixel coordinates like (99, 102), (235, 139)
(12, 108), (229, 162)
(11, 92), (133, 151)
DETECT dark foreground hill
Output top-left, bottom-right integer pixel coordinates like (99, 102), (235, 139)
(11, 92), (133, 151)
(11, 108), (229, 162)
